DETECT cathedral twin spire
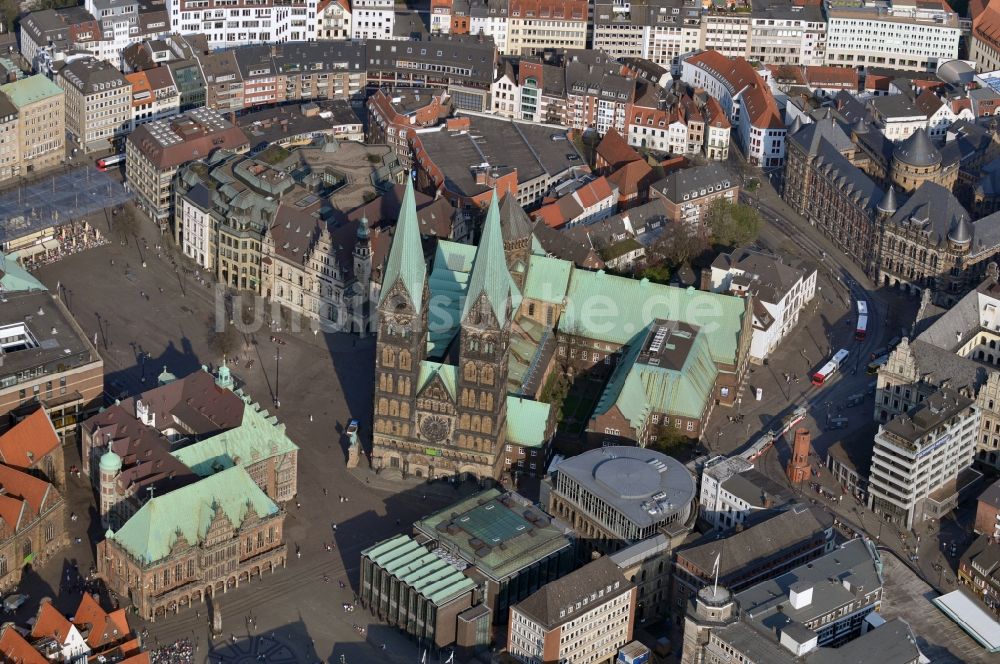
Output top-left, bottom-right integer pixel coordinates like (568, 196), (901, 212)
(378, 178), (427, 311)
(380, 182), (517, 328)
(463, 192), (516, 327)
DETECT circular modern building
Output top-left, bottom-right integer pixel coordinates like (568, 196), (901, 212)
(548, 446), (697, 554)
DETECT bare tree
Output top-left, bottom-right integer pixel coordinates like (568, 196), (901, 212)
(208, 322), (242, 362)
(649, 225), (707, 268)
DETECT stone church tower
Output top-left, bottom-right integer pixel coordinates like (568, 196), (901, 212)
(371, 185), (515, 482)
(454, 193), (513, 478)
(372, 179), (428, 471)
(499, 193), (534, 291)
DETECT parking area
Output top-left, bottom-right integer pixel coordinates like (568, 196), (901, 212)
(879, 551), (993, 663)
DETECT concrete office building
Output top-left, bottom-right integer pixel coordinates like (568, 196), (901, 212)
(681, 539), (895, 663)
(825, 0), (960, 72)
(168, 0), (318, 49)
(0, 76), (65, 180)
(0, 279), (104, 437)
(362, 489), (575, 653)
(547, 446), (697, 558)
(868, 387), (980, 529)
(55, 57), (131, 153)
(507, 556), (636, 664)
(125, 107), (249, 225)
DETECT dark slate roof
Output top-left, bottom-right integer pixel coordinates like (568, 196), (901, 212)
(971, 209), (1000, 257)
(888, 182), (970, 247)
(812, 139), (883, 211)
(979, 478), (1000, 510)
(678, 505), (832, 580)
(893, 128), (941, 167)
(872, 93), (924, 119)
(832, 90), (868, 124)
(855, 123), (896, 164)
(499, 193), (534, 244)
(788, 114), (854, 156)
(878, 185), (899, 214)
(513, 556), (633, 629)
(651, 163), (735, 202)
(907, 338), (988, 392)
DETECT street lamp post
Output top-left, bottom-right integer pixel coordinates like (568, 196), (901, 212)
(274, 350), (281, 408)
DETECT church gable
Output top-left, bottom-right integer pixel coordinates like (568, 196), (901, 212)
(418, 372), (457, 405)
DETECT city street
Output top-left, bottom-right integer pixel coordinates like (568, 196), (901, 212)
(707, 176), (979, 599)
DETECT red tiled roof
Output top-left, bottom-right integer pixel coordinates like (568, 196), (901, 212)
(74, 593), (128, 649)
(0, 464), (53, 523)
(0, 408), (59, 469)
(803, 65), (858, 89)
(974, 1), (1000, 49)
(608, 159), (653, 199)
(0, 624), (47, 664)
(31, 600), (74, 643)
(595, 128), (642, 170)
(509, 0), (587, 20)
(686, 50), (782, 129)
(532, 203), (569, 229)
(574, 176), (614, 208)
(767, 64), (806, 85)
(915, 89), (944, 116)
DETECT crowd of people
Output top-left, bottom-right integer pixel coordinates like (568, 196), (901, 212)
(18, 221), (107, 270)
(149, 638), (195, 664)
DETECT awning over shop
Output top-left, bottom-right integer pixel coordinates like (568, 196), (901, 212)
(933, 589), (1000, 653)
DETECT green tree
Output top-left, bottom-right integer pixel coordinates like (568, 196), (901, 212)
(540, 367), (571, 421)
(650, 428), (691, 458)
(705, 198), (761, 248)
(639, 265), (670, 284)
(649, 226), (706, 270)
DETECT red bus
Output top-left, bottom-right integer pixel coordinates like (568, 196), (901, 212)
(97, 154), (125, 171)
(856, 300), (868, 341)
(812, 349), (850, 386)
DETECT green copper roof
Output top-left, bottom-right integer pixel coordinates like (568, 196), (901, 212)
(559, 271), (746, 366)
(0, 253), (46, 293)
(462, 192), (518, 326)
(363, 534), (475, 606)
(523, 255), (571, 305)
(417, 361), (457, 400)
(426, 241), (476, 358)
(0, 75), (62, 109)
(505, 397), (550, 448)
(592, 324), (718, 432)
(414, 489), (573, 582)
(379, 178), (427, 310)
(171, 401), (298, 477)
(108, 466), (279, 565)
(99, 450), (122, 473)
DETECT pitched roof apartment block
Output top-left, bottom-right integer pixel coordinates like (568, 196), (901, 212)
(681, 50), (785, 168)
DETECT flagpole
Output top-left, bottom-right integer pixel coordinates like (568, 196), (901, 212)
(712, 551), (721, 596)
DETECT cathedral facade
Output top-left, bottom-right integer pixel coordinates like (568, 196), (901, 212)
(372, 181), (518, 481)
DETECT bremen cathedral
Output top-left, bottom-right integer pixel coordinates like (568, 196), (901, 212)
(370, 179), (536, 482)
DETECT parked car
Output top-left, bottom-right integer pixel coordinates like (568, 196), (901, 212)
(4, 594), (28, 612)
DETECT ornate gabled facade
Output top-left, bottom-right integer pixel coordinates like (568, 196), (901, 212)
(97, 466), (285, 622)
(373, 183), (517, 481)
